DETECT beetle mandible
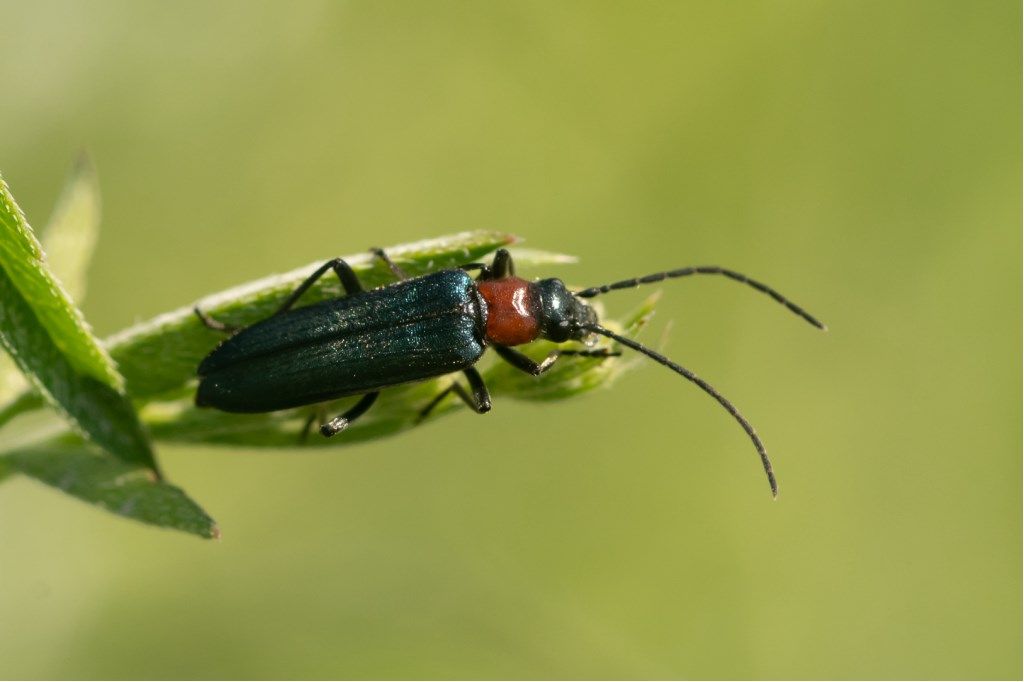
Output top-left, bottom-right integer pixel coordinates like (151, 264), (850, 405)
(194, 247), (825, 496)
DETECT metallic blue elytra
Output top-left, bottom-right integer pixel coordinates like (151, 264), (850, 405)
(196, 269), (486, 413)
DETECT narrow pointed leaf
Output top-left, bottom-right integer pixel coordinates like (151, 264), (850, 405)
(2, 444), (217, 539)
(0, 174), (156, 472)
(0, 158), (101, 405)
(0, 174), (117, 387)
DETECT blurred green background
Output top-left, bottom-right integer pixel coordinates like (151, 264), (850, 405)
(1, 1), (1019, 678)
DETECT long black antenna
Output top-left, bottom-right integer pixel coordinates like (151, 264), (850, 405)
(587, 324), (779, 498)
(576, 266), (827, 331)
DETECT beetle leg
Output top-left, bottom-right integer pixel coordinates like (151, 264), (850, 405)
(559, 348), (622, 358)
(418, 368), (492, 421)
(301, 413), (316, 441)
(494, 344), (620, 376)
(460, 262), (493, 280)
(370, 247), (409, 280)
(194, 306), (239, 334)
(417, 386), (455, 421)
(494, 344), (560, 376)
(320, 392), (379, 437)
(461, 367), (492, 413)
(274, 258), (365, 316)
(489, 248), (515, 278)
(462, 249), (515, 281)
(299, 405), (328, 443)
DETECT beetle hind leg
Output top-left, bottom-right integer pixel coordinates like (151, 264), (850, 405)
(299, 405), (329, 443)
(320, 392), (379, 437)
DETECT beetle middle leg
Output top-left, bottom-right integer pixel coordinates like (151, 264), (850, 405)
(494, 344), (620, 376)
(300, 404), (329, 442)
(418, 367), (492, 421)
(320, 392), (379, 437)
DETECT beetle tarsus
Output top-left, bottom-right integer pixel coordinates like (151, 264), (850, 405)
(319, 391), (379, 438)
(320, 417), (348, 437)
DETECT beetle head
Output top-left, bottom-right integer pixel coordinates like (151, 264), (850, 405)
(535, 278), (597, 342)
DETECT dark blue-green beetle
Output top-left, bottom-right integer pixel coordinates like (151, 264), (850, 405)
(195, 247), (824, 496)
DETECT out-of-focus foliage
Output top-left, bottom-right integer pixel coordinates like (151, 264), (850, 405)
(0, 1), (1018, 679)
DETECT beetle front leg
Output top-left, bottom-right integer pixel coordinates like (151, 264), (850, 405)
(320, 392), (379, 437)
(494, 345), (620, 376)
(494, 344), (559, 375)
(560, 348), (622, 359)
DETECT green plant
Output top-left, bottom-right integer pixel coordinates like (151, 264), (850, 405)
(0, 161), (657, 538)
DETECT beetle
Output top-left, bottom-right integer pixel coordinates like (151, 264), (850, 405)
(194, 247), (824, 496)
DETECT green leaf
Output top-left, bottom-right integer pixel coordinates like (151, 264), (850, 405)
(0, 173), (157, 472)
(2, 443), (217, 539)
(0, 172), (117, 388)
(0, 158), (101, 405)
